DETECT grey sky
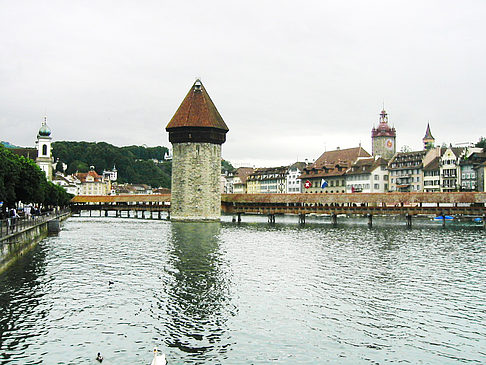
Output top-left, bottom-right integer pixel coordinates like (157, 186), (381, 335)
(1, 0), (485, 167)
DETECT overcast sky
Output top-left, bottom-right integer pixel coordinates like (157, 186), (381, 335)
(1, 0), (485, 167)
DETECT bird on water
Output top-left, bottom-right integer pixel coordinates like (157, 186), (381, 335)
(151, 347), (167, 365)
(96, 352), (103, 362)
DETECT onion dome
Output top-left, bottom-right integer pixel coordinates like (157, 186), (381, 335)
(38, 116), (51, 137)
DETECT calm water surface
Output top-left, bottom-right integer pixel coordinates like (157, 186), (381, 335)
(0, 215), (485, 364)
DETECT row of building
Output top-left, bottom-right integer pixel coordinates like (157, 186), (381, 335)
(221, 111), (486, 194)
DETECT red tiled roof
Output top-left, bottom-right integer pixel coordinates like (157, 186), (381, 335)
(313, 147), (370, 169)
(166, 80), (229, 131)
(75, 170), (102, 183)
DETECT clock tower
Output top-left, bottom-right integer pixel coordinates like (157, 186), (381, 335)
(371, 109), (396, 159)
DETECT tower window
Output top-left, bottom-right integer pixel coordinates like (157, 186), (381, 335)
(42, 144), (47, 156)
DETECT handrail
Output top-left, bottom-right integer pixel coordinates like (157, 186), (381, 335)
(0, 209), (70, 239)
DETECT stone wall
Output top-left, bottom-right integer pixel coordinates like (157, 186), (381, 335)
(0, 214), (69, 275)
(171, 142), (222, 221)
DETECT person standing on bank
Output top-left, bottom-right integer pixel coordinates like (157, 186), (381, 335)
(9, 207), (19, 233)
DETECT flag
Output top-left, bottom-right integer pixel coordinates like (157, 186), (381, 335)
(321, 179), (328, 188)
(351, 185), (355, 193)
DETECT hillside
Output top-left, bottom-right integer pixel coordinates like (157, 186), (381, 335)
(52, 141), (172, 188)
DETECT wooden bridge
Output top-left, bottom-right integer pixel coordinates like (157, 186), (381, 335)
(70, 192), (486, 226)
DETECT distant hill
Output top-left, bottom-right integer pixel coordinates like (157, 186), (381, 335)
(52, 141), (172, 188)
(1, 141), (21, 148)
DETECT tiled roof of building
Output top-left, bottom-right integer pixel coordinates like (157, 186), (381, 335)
(248, 166), (288, 180)
(346, 157), (388, 175)
(423, 157), (440, 171)
(75, 170), (103, 183)
(9, 148), (37, 160)
(166, 79), (229, 131)
(313, 146), (370, 169)
(234, 167), (255, 184)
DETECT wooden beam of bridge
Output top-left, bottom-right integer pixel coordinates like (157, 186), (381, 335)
(70, 192), (486, 217)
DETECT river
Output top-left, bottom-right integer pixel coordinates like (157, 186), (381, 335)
(0, 215), (485, 364)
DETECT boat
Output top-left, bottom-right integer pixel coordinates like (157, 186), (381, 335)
(433, 215), (454, 221)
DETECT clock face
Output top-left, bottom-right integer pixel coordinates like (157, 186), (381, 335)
(385, 138), (394, 150)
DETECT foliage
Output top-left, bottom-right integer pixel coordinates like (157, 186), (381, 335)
(0, 145), (72, 208)
(221, 159), (235, 173)
(52, 141), (172, 188)
(476, 137), (486, 149)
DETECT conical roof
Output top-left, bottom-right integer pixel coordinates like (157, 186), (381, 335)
(166, 80), (229, 131)
(423, 123), (434, 140)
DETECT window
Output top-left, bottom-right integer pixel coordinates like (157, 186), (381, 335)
(42, 144), (47, 156)
(374, 184), (379, 189)
(374, 175), (379, 180)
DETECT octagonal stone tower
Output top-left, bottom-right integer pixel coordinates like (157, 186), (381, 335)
(166, 79), (229, 221)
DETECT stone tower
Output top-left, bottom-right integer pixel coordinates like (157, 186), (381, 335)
(166, 80), (229, 221)
(423, 123), (435, 150)
(371, 109), (396, 159)
(36, 116), (54, 181)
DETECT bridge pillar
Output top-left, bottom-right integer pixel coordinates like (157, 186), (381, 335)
(105, 210), (108, 217)
(115, 210), (119, 217)
(167, 211), (170, 220)
(299, 214), (306, 224)
(406, 214), (412, 227)
(89, 210), (92, 217)
(238, 213), (241, 223)
(142, 211), (145, 219)
(158, 211), (161, 220)
(331, 213), (337, 226)
(367, 214), (373, 228)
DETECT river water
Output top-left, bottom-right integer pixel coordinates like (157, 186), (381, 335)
(0, 215), (485, 364)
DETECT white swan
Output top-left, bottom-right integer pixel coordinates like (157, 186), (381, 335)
(151, 347), (167, 365)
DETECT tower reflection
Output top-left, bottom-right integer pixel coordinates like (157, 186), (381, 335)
(163, 222), (233, 358)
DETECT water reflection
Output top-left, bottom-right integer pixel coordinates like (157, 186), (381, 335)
(163, 222), (233, 358)
(0, 244), (50, 363)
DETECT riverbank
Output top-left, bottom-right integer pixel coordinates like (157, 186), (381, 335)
(0, 212), (70, 274)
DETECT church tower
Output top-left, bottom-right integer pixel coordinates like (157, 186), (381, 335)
(166, 80), (229, 221)
(371, 109), (396, 159)
(36, 116), (54, 181)
(423, 123), (435, 150)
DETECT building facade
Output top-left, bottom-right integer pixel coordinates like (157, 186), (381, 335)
(247, 166), (288, 194)
(346, 157), (389, 193)
(388, 151), (426, 192)
(300, 146), (370, 193)
(75, 168), (111, 195)
(286, 162), (307, 193)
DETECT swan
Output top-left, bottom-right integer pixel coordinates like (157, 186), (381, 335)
(151, 347), (167, 365)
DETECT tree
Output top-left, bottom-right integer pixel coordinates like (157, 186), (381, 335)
(476, 137), (486, 149)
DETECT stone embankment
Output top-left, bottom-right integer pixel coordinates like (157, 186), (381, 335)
(0, 211), (70, 274)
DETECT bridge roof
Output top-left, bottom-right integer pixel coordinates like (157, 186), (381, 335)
(71, 194), (171, 203)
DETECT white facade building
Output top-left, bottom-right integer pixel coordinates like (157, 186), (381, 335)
(346, 157), (389, 193)
(286, 162), (307, 193)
